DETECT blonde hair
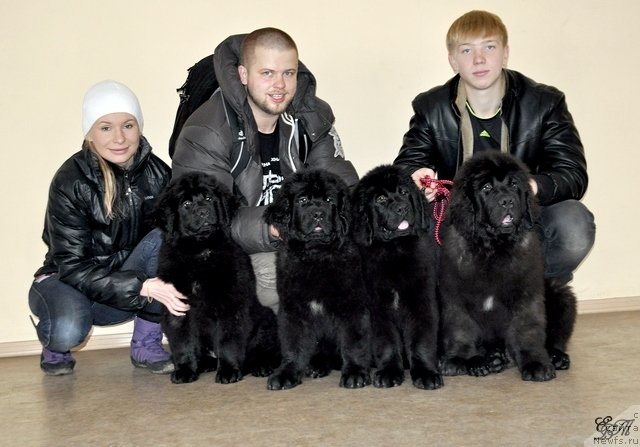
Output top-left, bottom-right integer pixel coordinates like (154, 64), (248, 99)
(446, 10), (508, 53)
(83, 140), (118, 219)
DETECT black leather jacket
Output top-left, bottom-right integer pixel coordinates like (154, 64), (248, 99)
(35, 137), (170, 310)
(394, 69), (587, 205)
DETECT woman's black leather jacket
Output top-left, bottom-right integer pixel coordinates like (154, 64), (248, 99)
(35, 136), (170, 310)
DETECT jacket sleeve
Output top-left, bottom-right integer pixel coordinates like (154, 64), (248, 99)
(231, 205), (277, 254)
(304, 125), (359, 187)
(46, 185), (146, 310)
(531, 92), (588, 205)
(393, 94), (441, 174)
(171, 123), (236, 193)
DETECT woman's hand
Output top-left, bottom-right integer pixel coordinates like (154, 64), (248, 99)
(411, 168), (438, 202)
(528, 177), (538, 195)
(269, 224), (280, 239)
(141, 277), (189, 317)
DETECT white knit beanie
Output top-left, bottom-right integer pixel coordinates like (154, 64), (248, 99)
(82, 80), (144, 136)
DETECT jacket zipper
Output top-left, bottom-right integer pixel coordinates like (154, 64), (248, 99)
(282, 113), (297, 173)
(123, 171), (138, 243)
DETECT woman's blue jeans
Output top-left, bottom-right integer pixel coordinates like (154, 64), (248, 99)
(28, 229), (165, 352)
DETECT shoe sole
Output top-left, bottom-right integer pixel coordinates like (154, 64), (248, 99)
(130, 357), (175, 374)
(41, 365), (74, 376)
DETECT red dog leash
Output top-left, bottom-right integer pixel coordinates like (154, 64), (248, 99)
(420, 177), (453, 246)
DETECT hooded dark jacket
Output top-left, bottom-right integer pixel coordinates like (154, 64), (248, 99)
(394, 69), (587, 205)
(34, 136), (170, 310)
(171, 34), (359, 254)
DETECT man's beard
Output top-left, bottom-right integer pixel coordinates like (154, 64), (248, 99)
(247, 89), (293, 116)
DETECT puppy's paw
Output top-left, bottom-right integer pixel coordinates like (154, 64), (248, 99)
(411, 367), (443, 390)
(467, 356), (491, 377)
(521, 361), (556, 382)
(250, 365), (274, 377)
(373, 366), (404, 388)
(171, 366), (199, 384)
(305, 365), (331, 379)
(340, 367), (371, 389)
(267, 370), (302, 390)
(215, 366), (243, 384)
(487, 350), (509, 374)
(548, 348), (571, 370)
(440, 357), (468, 376)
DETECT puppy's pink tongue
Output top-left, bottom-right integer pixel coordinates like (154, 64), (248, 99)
(398, 220), (409, 230)
(502, 215), (513, 224)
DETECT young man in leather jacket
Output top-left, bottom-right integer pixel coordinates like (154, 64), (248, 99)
(394, 10), (595, 283)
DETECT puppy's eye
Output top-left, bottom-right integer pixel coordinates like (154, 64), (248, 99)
(510, 180), (519, 189)
(399, 188), (409, 196)
(297, 196), (309, 205)
(205, 196), (213, 201)
(325, 197), (334, 204)
(182, 200), (192, 208)
(481, 183), (493, 192)
(376, 195), (388, 203)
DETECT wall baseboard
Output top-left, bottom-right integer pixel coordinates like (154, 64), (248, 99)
(576, 296), (640, 314)
(1, 332), (136, 359)
(3, 296), (639, 359)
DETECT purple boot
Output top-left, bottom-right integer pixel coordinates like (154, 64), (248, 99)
(130, 317), (174, 374)
(40, 347), (75, 376)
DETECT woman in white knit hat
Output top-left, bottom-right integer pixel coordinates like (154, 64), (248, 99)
(28, 80), (189, 376)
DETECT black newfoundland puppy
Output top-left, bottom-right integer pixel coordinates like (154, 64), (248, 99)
(155, 172), (280, 384)
(352, 165), (443, 390)
(264, 169), (372, 390)
(439, 151), (577, 381)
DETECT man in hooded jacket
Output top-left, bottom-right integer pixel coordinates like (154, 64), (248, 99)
(172, 27), (358, 312)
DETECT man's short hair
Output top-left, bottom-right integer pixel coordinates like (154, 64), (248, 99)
(240, 27), (298, 66)
(446, 10), (508, 53)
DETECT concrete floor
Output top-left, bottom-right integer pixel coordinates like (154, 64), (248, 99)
(2, 311), (639, 447)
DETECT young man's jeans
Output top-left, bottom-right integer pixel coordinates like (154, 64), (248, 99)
(28, 229), (166, 352)
(249, 252), (279, 313)
(538, 199), (595, 282)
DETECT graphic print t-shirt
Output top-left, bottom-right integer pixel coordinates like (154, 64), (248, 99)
(257, 126), (283, 206)
(470, 113), (502, 153)
(467, 102), (503, 153)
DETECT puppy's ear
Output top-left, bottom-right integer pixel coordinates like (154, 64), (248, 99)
(214, 184), (239, 227)
(336, 186), (351, 239)
(449, 173), (479, 238)
(409, 180), (431, 232)
(263, 186), (291, 240)
(351, 184), (373, 246)
(153, 183), (178, 235)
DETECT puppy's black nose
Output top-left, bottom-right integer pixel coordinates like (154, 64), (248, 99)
(499, 197), (514, 209)
(395, 204), (408, 216)
(313, 210), (325, 221)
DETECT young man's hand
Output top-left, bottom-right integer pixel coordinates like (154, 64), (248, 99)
(412, 168), (438, 202)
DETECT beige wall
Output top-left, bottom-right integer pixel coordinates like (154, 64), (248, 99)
(2, 0), (638, 345)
